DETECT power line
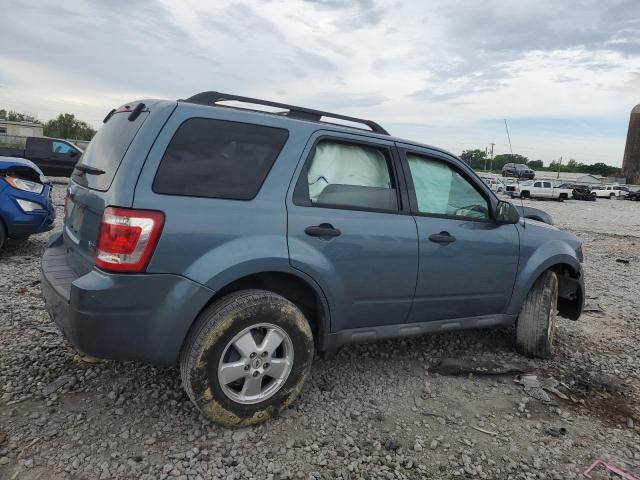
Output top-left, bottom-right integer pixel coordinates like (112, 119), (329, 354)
(504, 119), (514, 155)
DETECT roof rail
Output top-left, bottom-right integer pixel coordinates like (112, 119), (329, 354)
(181, 91), (389, 135)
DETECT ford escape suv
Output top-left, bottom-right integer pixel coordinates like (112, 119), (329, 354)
(41, 92), (584, 426)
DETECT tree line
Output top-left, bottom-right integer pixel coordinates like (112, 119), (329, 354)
(0, 109), (97, 141)
(460, 149), (620, 177)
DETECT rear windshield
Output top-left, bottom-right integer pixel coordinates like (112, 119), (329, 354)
(71, 111), (149, 191)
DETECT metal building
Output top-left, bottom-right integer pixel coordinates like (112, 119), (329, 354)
(0, 120), (44, 137)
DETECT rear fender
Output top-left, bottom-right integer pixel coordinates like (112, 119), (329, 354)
(196, 255), (332, 349)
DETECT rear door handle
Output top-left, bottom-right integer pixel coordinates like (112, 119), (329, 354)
(429, 231), (456, 245)
(305, 223), (341, 238)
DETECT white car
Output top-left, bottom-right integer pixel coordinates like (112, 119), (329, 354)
(480, 176), (506, 193)
(507, 180), (573, 200)
(591, 184), (629, 199)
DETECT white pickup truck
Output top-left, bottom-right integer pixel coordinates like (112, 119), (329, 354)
(507, 180), (573, 200)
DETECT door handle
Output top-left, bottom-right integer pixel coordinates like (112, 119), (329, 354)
(429, 231), (456, 245)
(305, 223), (341, 238)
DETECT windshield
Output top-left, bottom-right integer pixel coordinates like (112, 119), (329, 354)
(71, 111), (149, 191)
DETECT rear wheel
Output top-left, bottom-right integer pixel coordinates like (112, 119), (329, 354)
(610, 193), (615, 199)
(10, 234), (30, 241)
(516, 271), (558, 359)
(180, 290), (314, 427)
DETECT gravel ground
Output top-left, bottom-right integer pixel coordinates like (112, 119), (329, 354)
(1, 183), (639, 480)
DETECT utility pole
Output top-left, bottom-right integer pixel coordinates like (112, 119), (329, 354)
(489, 143), (495, 172)
(557, 156), (562, 179)
(484, 147), (488, 171)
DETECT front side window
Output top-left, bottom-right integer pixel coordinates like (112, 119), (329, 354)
(52, 141), (73, 154)
(407, 154), (489, 220)
(543, 182), (552, 188)
(304, 139), (397, 211)
(154, 119), (288, 200)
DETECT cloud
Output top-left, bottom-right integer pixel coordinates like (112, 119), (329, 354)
(1, 0), (639, 165)
(300, 0), (386, 28)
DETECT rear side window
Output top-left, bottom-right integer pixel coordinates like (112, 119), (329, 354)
(153, 119), (288, 200)
(71, 111), (149, 191)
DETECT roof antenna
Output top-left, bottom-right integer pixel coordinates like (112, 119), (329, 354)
(505, 118), (525, 228)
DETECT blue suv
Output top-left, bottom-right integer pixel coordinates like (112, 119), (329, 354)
(41, 92), (584, 426)
(0, 156), (55, 249)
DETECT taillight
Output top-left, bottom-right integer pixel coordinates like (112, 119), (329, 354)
(95, 207), (164, 273)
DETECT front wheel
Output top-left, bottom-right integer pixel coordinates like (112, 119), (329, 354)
(516, 271), (558, 359)
(180, 290), (314, 427)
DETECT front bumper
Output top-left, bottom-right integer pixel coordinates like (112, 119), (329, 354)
(557, 266), (585, 320)
(40, 232), (214, 366)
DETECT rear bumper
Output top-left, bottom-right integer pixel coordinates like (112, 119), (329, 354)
(40, 232), (214, 366)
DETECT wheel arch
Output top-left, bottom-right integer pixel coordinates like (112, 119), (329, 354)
(185, 269), (332, 355)
(508, 250), (583, 320)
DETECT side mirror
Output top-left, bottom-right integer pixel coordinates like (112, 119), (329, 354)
(495, 200), (520, 224)
(69, 150), (78, 158)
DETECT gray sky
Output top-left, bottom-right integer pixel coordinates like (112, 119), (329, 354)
(1, 0), (639, 165)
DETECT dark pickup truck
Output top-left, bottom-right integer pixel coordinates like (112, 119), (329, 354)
(0, 137), (82, 177)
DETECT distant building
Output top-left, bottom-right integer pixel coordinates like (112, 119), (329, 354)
(605, 174), (627, 185)
(532, 171), (604, 185)
(0, 120), (43, 137)
(576, 174), (606, 185)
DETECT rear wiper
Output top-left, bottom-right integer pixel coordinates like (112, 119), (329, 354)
(74, 164), (105, 175)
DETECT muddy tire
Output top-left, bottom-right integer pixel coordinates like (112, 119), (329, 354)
(180, 289), (314, 427)
(516, 271), (558, 359)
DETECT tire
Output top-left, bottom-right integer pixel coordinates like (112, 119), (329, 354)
(516, 270), (558, 359)
(180, 289), (314, 427)
(610, 193), (615, 199)
(10, 234), (30, 241)
(521, 191), (530, 199)
(0, 221), (5, 250)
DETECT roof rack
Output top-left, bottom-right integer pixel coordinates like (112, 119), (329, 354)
(181, 91), (389, 135)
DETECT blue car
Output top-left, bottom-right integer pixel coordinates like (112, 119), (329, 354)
(41, 93), (584, 426)
(0, 156), (55, 249)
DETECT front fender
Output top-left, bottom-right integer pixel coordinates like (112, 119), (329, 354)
(507, 239), (582, 316)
